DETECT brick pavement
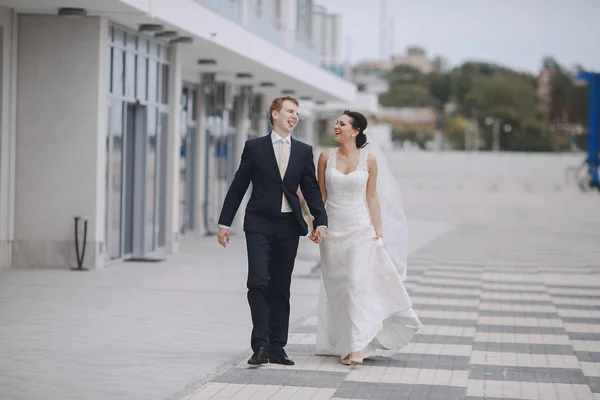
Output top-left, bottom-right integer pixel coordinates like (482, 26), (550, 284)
(176, 223), (600, 400)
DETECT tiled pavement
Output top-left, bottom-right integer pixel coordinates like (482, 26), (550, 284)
(177, 227), (600, 400)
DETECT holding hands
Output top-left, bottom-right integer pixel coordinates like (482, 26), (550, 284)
(309, 226), (327, 244)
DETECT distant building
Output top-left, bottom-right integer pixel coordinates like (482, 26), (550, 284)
(352, 46), (434, 79)
(375, 107), (438, 131)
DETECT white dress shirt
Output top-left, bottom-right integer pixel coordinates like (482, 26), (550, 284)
(271, 130), (293, 213)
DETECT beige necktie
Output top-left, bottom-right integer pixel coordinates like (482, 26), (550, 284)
(280, 138), (289, 210)
(279, 138), (289, 178)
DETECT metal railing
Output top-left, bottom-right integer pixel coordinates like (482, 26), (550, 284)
(322, 64), (347, 78)
(194, 0), (241, 23)
(291, 39), (319, 65)
(193, 0), (322, 66)
(246, 9), (283, 46)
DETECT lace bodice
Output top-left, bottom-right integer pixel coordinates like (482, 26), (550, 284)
(325, 148), (369, 208)
(324, 148), (371, 231)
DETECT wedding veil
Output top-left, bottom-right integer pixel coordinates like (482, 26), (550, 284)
(365, 137), (409, 281)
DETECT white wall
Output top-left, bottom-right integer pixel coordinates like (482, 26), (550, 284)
(0, 6), (16, 269)
(13, 15), (108, 269)
(386, 151), (585, 193)
(165, 44), (182, 253)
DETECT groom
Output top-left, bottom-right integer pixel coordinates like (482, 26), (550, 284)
(217, 96), (327, 366)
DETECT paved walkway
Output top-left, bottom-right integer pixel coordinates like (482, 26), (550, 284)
(171, 153), (600, 400)
(174, 221), (600, 400)
(2, 151), (600, 400)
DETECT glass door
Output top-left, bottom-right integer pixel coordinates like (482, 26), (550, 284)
(122, 102), (147, 259)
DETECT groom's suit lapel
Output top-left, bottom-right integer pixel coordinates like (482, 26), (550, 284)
(261, 135), (282, 180)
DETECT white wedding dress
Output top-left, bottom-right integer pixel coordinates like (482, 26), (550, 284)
(316, 148), (422, 359)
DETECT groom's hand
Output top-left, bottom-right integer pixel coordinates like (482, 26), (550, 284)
(217, 227), (230, 248)
(310, 226), (327, 244)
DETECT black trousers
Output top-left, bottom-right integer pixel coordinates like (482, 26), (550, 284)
(245, 213), (300, 353)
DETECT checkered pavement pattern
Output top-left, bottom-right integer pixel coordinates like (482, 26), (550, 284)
(180, 227), (600, 400)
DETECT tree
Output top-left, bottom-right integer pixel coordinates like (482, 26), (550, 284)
(431, 55), (449, 73)
(545, 62), (588, 126)
(379, 83), (438, 108)
(381, 66), (435, 107)
(444, 115), (469, 150)
(386, 65), (426, 85)
(465, 74), (543, 150)
(466, 75), (538, 120)
(450, 62), (521, 114)
(426, 72), (453, 110)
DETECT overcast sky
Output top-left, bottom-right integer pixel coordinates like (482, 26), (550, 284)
(320, 0), (600, 73)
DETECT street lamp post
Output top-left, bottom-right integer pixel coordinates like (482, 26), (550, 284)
(485, 117), (512, 151)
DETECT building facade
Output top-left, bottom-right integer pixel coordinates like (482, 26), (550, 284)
(0, 0), (355, 270)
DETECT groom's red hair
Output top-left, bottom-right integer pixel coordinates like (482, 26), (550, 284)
(269, 96), (299, 126)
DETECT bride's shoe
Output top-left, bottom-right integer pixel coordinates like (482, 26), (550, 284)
(341, 352), (363, 365)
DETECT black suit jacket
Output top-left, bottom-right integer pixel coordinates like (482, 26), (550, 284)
(218, 134), (327, 236)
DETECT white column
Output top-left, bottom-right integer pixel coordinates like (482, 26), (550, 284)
(94, 18), (110, 268)
(165, 44), (182, 253)
(0, 7), (17, 269)
(231, 85), (251, 233)
(305, 112), (317, 146)
(259, 93), (270, 135)
(235, 86), (252, 162)
(13, 14), (106, 269)
(193, 73), (209, 235)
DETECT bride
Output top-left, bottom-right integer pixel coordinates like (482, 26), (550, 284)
(310, 110), (422, 365)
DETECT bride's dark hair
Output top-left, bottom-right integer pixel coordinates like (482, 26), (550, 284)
(342, 110), (368, 148)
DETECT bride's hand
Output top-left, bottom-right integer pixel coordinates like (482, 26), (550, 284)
(374, 230), (383, 240)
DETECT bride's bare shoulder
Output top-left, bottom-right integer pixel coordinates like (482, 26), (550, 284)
(318, 149), (330, 162)
(366, 152), (377, 171)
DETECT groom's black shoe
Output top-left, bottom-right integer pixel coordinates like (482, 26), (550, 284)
(269, 347), (295, 366)
(248, 347), (269, 366)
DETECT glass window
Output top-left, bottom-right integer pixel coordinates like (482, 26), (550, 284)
(114, 28), (125, 46)
(125, 51), (135, 99)
(179, 104), (188, 234)
(136, 55), (147, 101)
(190, 89), (197, 121)
(111, 47), (124, 96)
(157, 112), (169, 247)
(147, 60), (158, 103)
(162, 46), (171, 62)
(145, 107), (157, 252)
(109, 100), (124, 259)
(139, 38), (149, 55)
(105, 103), (111, 253)
(125, 32), (137, 50)
(160, 64), (169, 105)
(149, 42), (159, 59)
(109, 47), (113, 93)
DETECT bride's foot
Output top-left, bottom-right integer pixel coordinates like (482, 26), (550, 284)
(341, 352), (363, 365)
